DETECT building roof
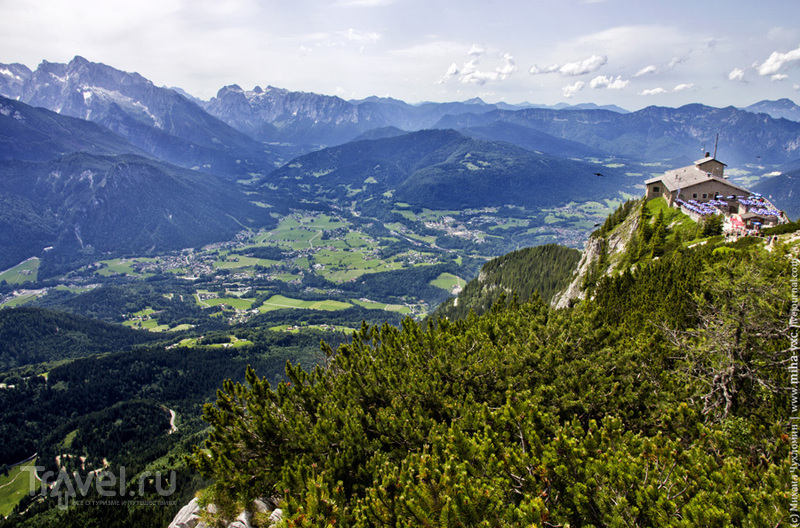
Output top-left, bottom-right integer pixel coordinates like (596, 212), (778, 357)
(645, 165), (749, 194)
(740, 211), (775, 220)
(694, 156), (728, 167)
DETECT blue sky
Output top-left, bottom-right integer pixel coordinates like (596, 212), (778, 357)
(1, 0), (799, 109)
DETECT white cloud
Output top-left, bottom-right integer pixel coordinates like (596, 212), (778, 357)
(442, 49), (517, 86)
(635, 65), (657, 77)
(758, 45), (800, 75)
(496, 53), (517, 76)
(590, 75), (629, 90)
(529, 63), (559, 74)
(667, 55), (688, 69)
(767, 26), (798, 42)
(562, 81), (585, 98)
(529, 54), (607, 77)
(674, 83), (694, 91)
(438, 62), (460, 83)
(640, 87), (667, 95)
(468, 44), (485, 57)
(558, 55), (607, 76)
(771, 73), (789, 81)
(728, 68), (745, 82)
(795, 84), (800, 91)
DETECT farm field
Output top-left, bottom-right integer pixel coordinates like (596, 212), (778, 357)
(123, 308), (172, 331)
(0, 196), (627, 328)
(430, 272), (465, 292)
(0, 460), (36, 517)
(0, 258), (39, 285)
(351, 299), (411, 314)
(174, 335), (253, 348)
(199, 297), (256, 310)
(0, 292), (43, 309)
(257, 295), (352, 313)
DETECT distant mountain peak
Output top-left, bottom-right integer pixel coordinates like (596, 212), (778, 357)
(744, 98), (800, 122)
(0, 56), (276, 178)
(70, 55), (90, 66)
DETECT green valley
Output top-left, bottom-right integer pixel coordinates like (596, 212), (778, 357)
(1, 55), (798, 527)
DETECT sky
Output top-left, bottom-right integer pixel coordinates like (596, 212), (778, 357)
(1, 0), (800, 110)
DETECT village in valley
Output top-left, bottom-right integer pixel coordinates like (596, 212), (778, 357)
(0, 153), (793, 333)
(0, 191), (628, 324)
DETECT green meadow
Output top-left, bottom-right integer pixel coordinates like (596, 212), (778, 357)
(430, 272), (464, 292)
(0, 258), (39, 285)
(0, 460), (37, 517)
(351, 299), (411, 314)
(257, 295), (352, 312)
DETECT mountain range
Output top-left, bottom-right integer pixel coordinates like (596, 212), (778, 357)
(0, 57), (279, 178)
(743, 98), (800, 122)
(753, 169), (800, 219)
(3, 57), (798, 167)
(201, 83), (800, 168)
(432, 104), (800, 167)
(1, 55), (799, 273)
(261, 128), (633, 210)
(0, 94), (273, 272)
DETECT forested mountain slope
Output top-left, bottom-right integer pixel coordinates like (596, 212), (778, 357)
(0, 153), (273, 274)
(0, 307), (161, 370)
(0, 95), (145, 161)
(433, 244), (580, 321)
(191, 209), (793, 526)
(263, 128), (631, 210)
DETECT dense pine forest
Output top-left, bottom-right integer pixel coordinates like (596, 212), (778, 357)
(433, 244), (581, 321)
(189, 203), (793, 526)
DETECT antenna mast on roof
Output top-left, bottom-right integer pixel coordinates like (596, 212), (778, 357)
(713, 133), (719, 159)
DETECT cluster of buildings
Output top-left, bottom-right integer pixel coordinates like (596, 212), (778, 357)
(645, 155), (788, 234)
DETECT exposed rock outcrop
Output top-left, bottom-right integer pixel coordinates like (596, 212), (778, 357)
(551, 201), (641, 309)
(168, 497), (282, 528)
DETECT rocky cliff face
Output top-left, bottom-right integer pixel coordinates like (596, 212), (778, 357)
(203, 84), (381, 146)
(168, 497), (282, 528)
(551, 201), (641, 309)
(0, 62), (33, 99)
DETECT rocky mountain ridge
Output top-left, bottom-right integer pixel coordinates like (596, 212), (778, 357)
(0, 56), (278, 178)
(551, 201), (640, 309)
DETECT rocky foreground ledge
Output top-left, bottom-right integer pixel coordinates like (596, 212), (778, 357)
(168, 497), (282, 528)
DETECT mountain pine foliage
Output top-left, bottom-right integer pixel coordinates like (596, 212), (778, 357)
(191, 235), (792, 526)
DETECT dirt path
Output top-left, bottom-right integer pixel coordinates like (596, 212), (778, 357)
(168, 409), (178, 435)
(0, 470), (25, 491)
